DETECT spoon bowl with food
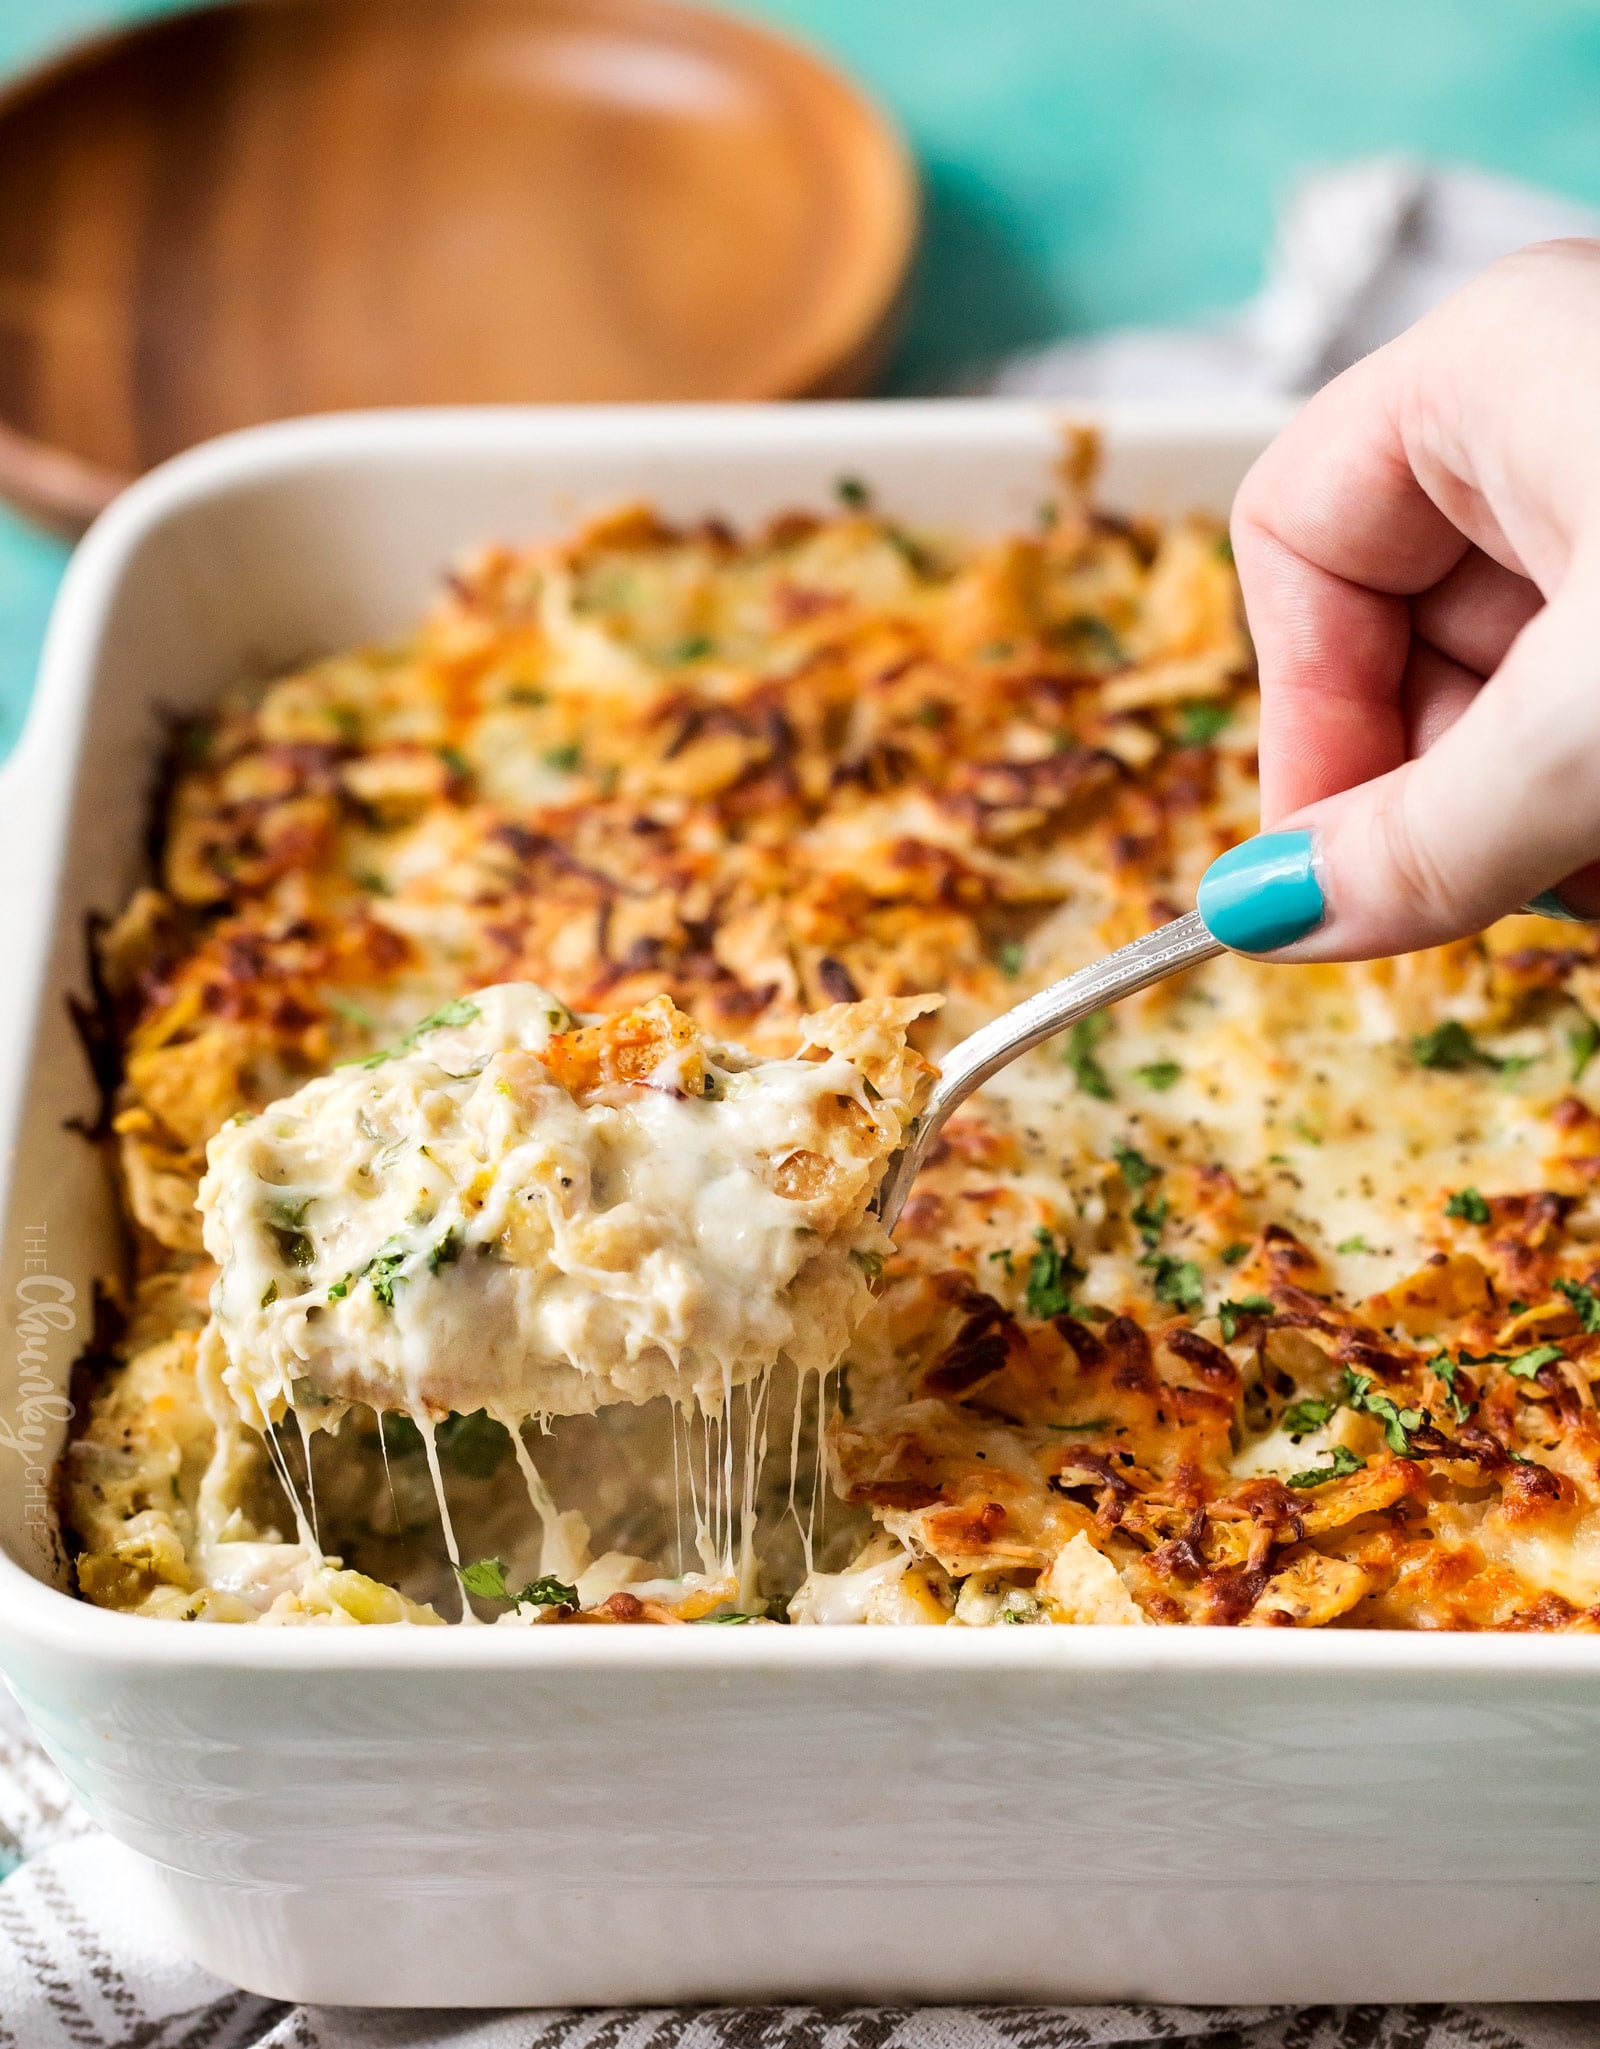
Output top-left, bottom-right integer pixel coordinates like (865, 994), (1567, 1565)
(199, 983), (941, 1437)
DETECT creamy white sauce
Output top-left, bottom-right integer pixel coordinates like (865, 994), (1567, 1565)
(195, 982), (926, 1610)
(789, 1534), (945, 1624)
(199, 983), (886, 1431)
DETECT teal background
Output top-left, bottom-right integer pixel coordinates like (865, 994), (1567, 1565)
(4, 0), (1600, 753)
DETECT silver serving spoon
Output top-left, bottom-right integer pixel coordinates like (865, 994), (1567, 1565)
(875, 908), (1223, 1232)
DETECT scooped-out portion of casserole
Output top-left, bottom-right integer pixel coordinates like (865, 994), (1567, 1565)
(200, 982), (933, 1432)
(191, 979), (933, 1608)
(63, 475), (1600, 1629)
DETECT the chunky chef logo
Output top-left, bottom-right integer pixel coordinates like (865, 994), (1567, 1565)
(6, 1225), (76, 1524)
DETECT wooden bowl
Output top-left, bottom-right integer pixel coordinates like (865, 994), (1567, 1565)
(0, 0), (917, 533)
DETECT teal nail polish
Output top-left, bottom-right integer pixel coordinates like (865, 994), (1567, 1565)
(1525, 888), (1598, 924)
(1197, 830), (1325, 953)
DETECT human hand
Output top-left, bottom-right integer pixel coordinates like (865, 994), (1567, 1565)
(1196, 238), (1600, 960)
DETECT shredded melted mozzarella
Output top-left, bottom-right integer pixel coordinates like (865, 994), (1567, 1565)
(72, 494), (1600, 1634)
(199, 984), (926, 1433)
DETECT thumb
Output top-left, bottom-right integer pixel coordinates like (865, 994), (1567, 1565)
(1198, 578), (1600, 960)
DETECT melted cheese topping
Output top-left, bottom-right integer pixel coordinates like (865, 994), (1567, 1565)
(199, 984), (931, 1429)
(62, 485), (1600, 1631)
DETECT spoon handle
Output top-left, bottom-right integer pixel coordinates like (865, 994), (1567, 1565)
(876, 908), (1224, 1233)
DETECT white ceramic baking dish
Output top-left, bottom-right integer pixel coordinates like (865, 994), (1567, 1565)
(4, 401), (1600, 2010)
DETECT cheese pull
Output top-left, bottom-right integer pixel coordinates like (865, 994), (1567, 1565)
(197, 983), (937, 1433)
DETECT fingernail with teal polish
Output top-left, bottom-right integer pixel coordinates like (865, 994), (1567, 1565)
(1198, 830), (1325, 953)
(1525, 888), (1592, 923)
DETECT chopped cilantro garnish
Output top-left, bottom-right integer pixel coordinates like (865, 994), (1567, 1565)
(1220, 1241), (1250, 1266)
(325, 991), (378, 1032)
(1557, 1278), (1600, 1333)
(1336, 1235), (1373, 1255)
(1410, 1020), (1482, 1070)
(1342, 1368), (1423, 1454)
(408, 998), (477, 1046)
(1432, 1355), (1472, 1425)
(1064, 1012), (1115, 1100)
(427, 1228), (463, 1274)
(1410, 1020), (1523, 1073)
(1288, 1444), (1366, 1488)
(1280, 1395), (1337, 1440)
(1215, 534), (1235, 564)
(437, 744), (471, 779)
(1026, 1227), (1082, 1320)
(885, 528), (936, 578)
(353, 867), (391, 896)
(835, 475), (870, 509)
(668, 633), (713, 663)
(265, 1194), (311, 1229)
(695, 1611), (759, 1624)
(1145, 1254), (1204, 1310)
(353, 996), (481, 1069)
(542, 743), (583, 773)
(504, 685), (548, 707)
(1176, 701), (1231, 747)
(1130, 1193), (1169, 1246)
(996, 940), (1025, 979)
(1445, 1187), (1491, 1225)
(1218, 1294), (1273, 1341)
(272, 1227), (315, 1270)
(366, 1250), (408, 1309)
(915, 699), (950, 727)
(1570, 1015), (1600, 1083)
(259, 1279), (278, 1309)
(1136, 1060), (1182, 1091)
(1060, 614), (1127, 665)
(516, 1576), (580, 1609)
(330, 1238), (411, 1308)
(988, 1247), (1015, 1278)
(455, 1558), (577, 1608)
(1507, 1345), (1565, 1381)
(1112, 1140), (1160, 1190)
(455, 1558), (512, 1601)
(850, 1248), (885, 1281)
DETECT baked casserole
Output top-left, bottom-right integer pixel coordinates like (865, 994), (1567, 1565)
(63, 476), (1600, 1631)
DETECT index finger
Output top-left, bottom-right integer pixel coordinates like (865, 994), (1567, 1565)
(1232, 346), (1470, 821)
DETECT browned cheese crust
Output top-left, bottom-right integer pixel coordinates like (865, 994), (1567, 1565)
(64, 485), (1600, 1628)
